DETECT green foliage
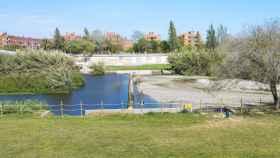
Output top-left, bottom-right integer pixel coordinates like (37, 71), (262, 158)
(64, 39), (96, 55)
(0, 50), (84, 94)
(2, 44), (23, 51)
(107, 64), (171, 71)
(53, 28), (65, 50)
(168, 21), (180, 51)
(160, 40), (170, 53)
(206, 24), (218, 50)
(1, 114), (280, 157)
(41, 39), (54, 50)
(0, 100), (46, 114)
(90, 62), (106, 75)
(168, 49), (222, 76)
(83, 27), (91, 41)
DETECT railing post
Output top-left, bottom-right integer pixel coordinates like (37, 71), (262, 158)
(0, 103), (3, 118)
(60, 100), (64, 118)
(199, 99), (202, 112)
(80, 101), (83, 118)
(20, 105), (24, 117)
(121, 100), (124, 113)
(101, 100), (104, 114)
(141, 100), (144, 115)
(240, 97), (243, 113)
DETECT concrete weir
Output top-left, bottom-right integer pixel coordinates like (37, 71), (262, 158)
(127, 74), (134, 110)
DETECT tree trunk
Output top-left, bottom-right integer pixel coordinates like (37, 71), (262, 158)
(270, 81), (279, 110)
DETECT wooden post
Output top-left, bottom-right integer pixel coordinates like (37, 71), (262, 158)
(80, 101), (83, 118)
(199, 99), (202, 112)
(20, 105), (24, 117)
(0, 103), (3, 118)
(141, 100), (144, 115)
(240, 97), (243, 113)
(101, 100), (104, 114)
(60, 100), (64, 118)
(160, 103), (163, 114)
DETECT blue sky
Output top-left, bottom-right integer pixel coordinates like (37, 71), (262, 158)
(0, 0), (279, 39)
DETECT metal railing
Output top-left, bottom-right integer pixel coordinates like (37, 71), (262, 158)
(0, 96), (268, 118)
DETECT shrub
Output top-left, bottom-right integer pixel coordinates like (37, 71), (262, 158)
(90, 62), (106, 75)
(0, 50), (84, 94)
(168, 49), (222, 76)
(0, 100), (46, 114)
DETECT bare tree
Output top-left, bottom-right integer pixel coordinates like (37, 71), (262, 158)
(221, 19), (280, 109)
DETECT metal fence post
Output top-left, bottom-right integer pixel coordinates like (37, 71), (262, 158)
(60, 100), (64, 118)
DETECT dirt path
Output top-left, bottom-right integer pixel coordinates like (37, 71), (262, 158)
(136, 75), (273, 108)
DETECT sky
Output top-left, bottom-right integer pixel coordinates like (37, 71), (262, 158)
(0, 0), (279, 39)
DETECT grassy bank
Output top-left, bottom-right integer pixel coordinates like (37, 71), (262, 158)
(0, 113), (280, 157)
(0, 50), (84, 95)
(107, 64), (171, 71)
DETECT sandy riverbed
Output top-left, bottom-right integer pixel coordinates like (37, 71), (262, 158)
(135, 75), (273, 108)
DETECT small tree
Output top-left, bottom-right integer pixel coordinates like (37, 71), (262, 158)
(220, 19), (280, 109)
(217, 24), (228, 44)
(83, 27), (91, 41)
(206, 24), (218, 50)
(168, 21), (180, 51)
(53, 28), (65, 50)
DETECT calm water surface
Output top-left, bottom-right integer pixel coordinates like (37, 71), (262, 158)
(0, 74), (157, 115)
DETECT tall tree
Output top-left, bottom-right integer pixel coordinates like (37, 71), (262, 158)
(168, 21), (180, 52)
(206, 24), (218, 50)
(53, 28), (64, 50)
(220, 19), (280, 109)
(217, 24), (228, 44)
(83, 27), (91, 40)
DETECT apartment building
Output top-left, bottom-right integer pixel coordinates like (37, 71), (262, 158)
(144, 32), (161, 41)
(0, 32), (41, 49)
(179, 31), (202, 47)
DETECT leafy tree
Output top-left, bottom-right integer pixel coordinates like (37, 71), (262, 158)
(53, 28), (65, 50)
(64, 39), (95, 55)
(41, 39), (53, 50)
(160, 40), (170, 53)
(168, 48), (222, 76)
(133, 38), (148, 53)
(220, 19), (280, 109)
(147, 40), (161, 53)
(168, 21), (180, 51)
(206, 24), (218, 50)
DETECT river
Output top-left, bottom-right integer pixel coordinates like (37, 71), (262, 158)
(0, 74), (157, 115)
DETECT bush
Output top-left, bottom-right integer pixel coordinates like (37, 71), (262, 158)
(168, 49), (222, 76)
(90, 62), (106, 75)
(0, 50), (84, 94)
(0, 100), (46, 114)
(64, 39), (96, 55)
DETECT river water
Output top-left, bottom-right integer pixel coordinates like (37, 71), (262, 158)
(0, 74), (157, 115)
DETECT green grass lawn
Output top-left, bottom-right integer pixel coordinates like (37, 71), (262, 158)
(107, 64), (171, 71)
(0, 113), (280, 158)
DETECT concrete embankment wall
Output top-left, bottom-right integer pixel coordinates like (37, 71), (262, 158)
(74, 54), (168, 66)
